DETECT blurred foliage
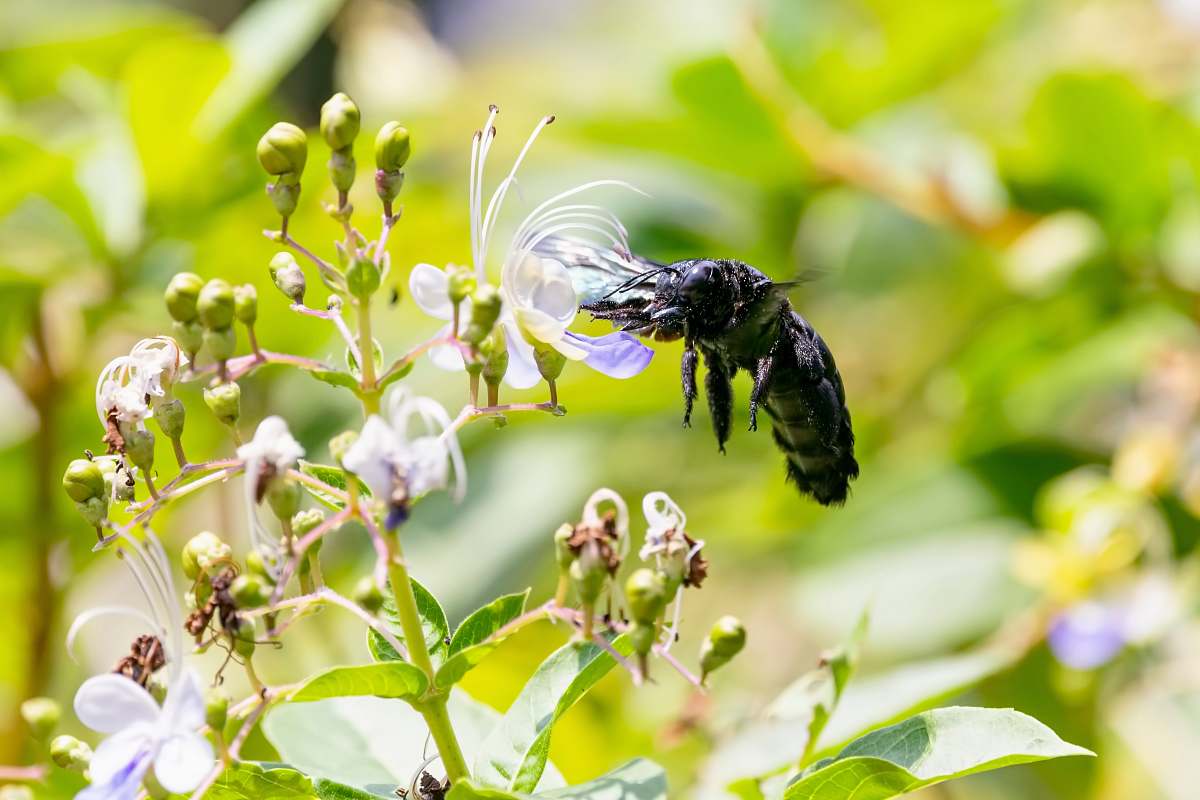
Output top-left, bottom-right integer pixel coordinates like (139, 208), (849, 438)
(3, 0), (1200, 798)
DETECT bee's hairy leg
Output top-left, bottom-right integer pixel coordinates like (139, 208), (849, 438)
(681, 343), (698, 428)
(703, 350), (733, 453)
(749, 346), (777, 432)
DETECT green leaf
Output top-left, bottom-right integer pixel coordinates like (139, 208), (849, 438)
(289, 662), (428, 704)
(782, 707), (1094, 800)
(474, 635), (633, 793)
(297, 460), (369, 511)
(193, 0), (347, 138)
(435, 590), (530, 690)
(310, 369), (363, 394)
(202, 762), (317, 799)
(447, 759), (667, 800)
(376, 360), (414, 392)
(368, 577), (450, 667)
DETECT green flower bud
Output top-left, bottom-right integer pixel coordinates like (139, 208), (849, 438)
(463, 285), (502, 345)
(374, 121), (411, 173)
(328, 148), (356, 194)
(63, 459), (106, 503)
(629, 622), (657, 659)
(480, 328), (509, 394)
(147, 674), (168, 705)
(534, 344), (566, 384)
(700, 615), (746, 681)
(447, 265), (477, 305)
(230, 574), (269, 609)
(569, 546), (608, 606)
(267, 179), (302, 218)
(153, 398), (186, 440)
(182, 531), (231, 579)
(625, 568), (667, 625)
(328, 430), (359, 467)
(164, 272), (204, 323)
(257, 122), (308, 176)
(232, 618), (258, 658)
(292, 508), (325, 536)
(320, 93), (361, 152)
(20, 697), (60, 739)
(204, 688), (229, 733)
(266, 479), (302, 522)
(198, 279), (235, 330)
(204, 326), (237, 361)
(74, 496), (108, 526)
(172, 320), (203, 359)
(269, 252), (307, 305)
(234, 284), (258, 325)
(353, 576), (384, 614)
(346, 256), (381, 300)
(125, 429), (155, 473)
(245, 549), (274, 582)
(554, 523), (575, 571)
(203, 381), (241, 426)
(50, 735), (92, 771)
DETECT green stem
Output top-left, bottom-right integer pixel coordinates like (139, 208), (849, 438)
(357, 300), (380, 416)
(384, 530), (469, 782)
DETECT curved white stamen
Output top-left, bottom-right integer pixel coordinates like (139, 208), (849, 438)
(66, 606), (162, 664)
(470, 107), (500, 276)
(516, 207), (630, 253)
(516, 222), (630, 267)
(582, 488), (630, 559)
(480, 115), (555, 268)
(114, 530), (183, 669)
(514, 179), (647, 243)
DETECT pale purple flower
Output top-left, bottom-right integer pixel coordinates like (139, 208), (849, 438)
(1048, 601), (1125, 670)
(237, 415), (305, 573)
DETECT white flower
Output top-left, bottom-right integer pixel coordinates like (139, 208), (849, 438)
(639, 492), (704, 653)
(68, 530), (212, 799)
(96, 337), (188, 428)
(237, 416), (305, 570)
(581, 487), (631, 560)
(408, 263), (472, 371)
(342, 389), (466, 527)
(411, 106), (653, 389)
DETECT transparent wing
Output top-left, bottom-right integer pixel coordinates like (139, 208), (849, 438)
(533, 235), (662, 306)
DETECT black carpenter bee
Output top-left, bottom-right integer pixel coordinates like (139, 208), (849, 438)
(538, 237), (859, 505)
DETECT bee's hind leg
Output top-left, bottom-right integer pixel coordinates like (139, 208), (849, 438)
(703, 350), (733, 453)
(749, 342), (778, 432)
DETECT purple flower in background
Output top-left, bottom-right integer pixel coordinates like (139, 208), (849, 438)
(1047, 601), (1126, 670)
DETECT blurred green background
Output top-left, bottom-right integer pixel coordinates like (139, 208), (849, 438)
(4, 0), (1200, 797)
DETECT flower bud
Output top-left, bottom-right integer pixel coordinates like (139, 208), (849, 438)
(197, 279), (235, 330)
(234, 284), (258, 325)
(124, 429), (155, 473)
(292, 508), (325, 536)
(320, 93), (361, 152)
(182, 531), (231, 579)
(203, 381), (241, 426)
(20, 697), (60, 740)
(628, 622), (657, 661)
(257, 122), (308, 176)
(165, 272), (204, 323)
(534, 344), (567, 384)
(480, 328), (509, 395)
(625, 568), (667, 626)
(269, 252), (306, 305)
(569, 545), (608, 606)
(63, 459), (105, 503)
(111, 471), (136, 503)
(328, 148), (356, 194)
(50, 735), (92, 771)
(172, 320), (204, 359)
(203, 326), (237, 361)
(700, 615), (746, 681)
(267, 180), (301, 218)
(245, 549), (274, 582)
(374, 121), (411, 173)
(267, 479), (302, 522)
(353, 576), (384, 614)
(204, 688), (229, 734)
(329, 430), (359, 467)
(554, 523), (575, 571)
(153, 398), (186, 440)
(447, 265), (477, 305)
(463, 285), (502, 345)
(74, 496), (108, 526)
(232, 617), (259, 658)
(346, 256), (381, 300)
(230, 574), (268, 609)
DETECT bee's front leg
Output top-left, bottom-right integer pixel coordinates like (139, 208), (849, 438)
(681, 342), (698, 428)
(749, 346), (776, 432)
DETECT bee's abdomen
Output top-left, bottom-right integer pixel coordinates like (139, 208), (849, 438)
(763, 314), (858, 505)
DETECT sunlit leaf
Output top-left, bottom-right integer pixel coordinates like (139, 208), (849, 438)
(368, 577), (450, 666)
(289, 662), (428, 703)
(435, 590), (531, 690)
(447, 758), (667, 800)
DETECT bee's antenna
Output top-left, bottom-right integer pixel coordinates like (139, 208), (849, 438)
(602, 265), (678, 299)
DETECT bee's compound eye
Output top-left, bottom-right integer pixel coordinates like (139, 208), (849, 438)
(680, 260), (719, 301)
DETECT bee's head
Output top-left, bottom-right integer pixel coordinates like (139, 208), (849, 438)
(678, 259), (721, 304)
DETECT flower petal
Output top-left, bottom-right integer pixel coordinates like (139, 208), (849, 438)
(428, 324), (465, 371)
(514, 307), (567, 346)
(74, 674), (159, 735)
(89, 725), (154, 785)
(154, 732), (214, 793)
(343, 416), (400, 498)
(409, 264), (454, 320)
(160, 670), (206, 732)
(502, 324), (543, 389)
(1048, 602), (1125, 670)
(563, 331), (654, 379)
